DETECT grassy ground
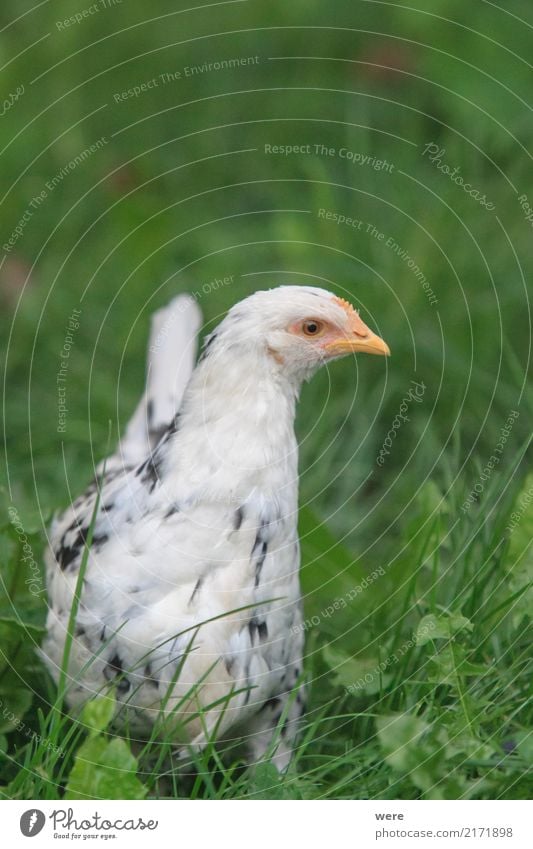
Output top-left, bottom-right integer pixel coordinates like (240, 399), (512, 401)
(1, 0), (532, 799)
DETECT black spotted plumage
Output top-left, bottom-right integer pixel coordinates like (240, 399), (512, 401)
(252, 524), (269, 587)
(104, 653), (131, 694)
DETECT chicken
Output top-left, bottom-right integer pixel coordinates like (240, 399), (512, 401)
(41, 286), (389, 769)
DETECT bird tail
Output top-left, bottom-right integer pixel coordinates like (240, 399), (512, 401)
(104, 294), (203, 471)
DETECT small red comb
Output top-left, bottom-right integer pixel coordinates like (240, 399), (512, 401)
(333, 296), (359, 315)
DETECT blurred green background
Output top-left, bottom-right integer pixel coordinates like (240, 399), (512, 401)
(2, 1), (531, 536)
(2, 0), (531, 535)
(0, 0), (532, 799)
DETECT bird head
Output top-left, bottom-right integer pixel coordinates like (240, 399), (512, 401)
(207, 286), (390, 383)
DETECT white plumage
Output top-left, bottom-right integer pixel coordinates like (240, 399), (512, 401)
(42, 286), (389, 768)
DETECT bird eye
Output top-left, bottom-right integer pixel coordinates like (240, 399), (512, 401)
(302, 320), (324, 337)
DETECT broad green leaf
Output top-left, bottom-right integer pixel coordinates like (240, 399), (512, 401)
(416, 611), (473, 644)
(247, 762), (287, 800)
(66, 695), (145, 800)
(426, 645), (487, 688)
(65, 735), (146, 800)
(376, 713), (462, 799)
(377, 713), (429, 769)
(443, 720), (495, 761)
(81, 696), (116, 734)
(322, 643), (391, 695)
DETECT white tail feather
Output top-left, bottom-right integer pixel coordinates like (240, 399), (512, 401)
(102, 295), (203, 472)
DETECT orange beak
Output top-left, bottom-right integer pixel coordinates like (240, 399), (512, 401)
(324, 296), (391, 357)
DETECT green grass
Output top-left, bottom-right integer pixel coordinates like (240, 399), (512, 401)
(1, 461), (532, 799)
(1, 0), (532, 799)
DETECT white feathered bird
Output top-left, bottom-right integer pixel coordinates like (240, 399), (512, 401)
(42, 286), (389, 768)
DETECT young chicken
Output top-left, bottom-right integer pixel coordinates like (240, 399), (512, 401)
(42, 286), (389, 769)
